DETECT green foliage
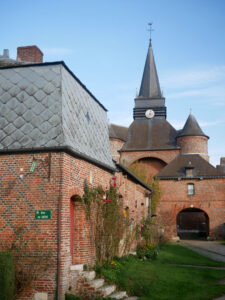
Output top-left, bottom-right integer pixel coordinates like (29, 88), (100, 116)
(82, 183), (131, 264)
(97, 244), (225, 300)
(65, 294), (83, 300)
(0, 252), (15, 300)
(136, 243), (159, 260)
(129, 161), (160, 214)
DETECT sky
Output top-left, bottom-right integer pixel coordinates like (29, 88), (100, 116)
(1, 0), (225, 166)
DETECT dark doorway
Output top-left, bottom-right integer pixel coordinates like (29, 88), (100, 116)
(177, 208), (209, 240)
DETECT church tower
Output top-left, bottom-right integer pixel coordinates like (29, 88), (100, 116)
(119, 39), (179, 174)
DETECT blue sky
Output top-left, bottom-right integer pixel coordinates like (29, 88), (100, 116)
(1, 0), (225, 166)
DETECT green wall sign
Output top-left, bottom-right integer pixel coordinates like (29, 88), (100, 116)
(35, 210), (51, 220)
(30, 160), (37, 173)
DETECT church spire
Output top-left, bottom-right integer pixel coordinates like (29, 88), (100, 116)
(133, 34), (166, 120)
(139, 40), (162, 98)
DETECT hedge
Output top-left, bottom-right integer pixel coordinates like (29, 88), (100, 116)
(0, 252), (15, 300)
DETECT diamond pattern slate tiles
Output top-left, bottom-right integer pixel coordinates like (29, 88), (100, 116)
(0, 65), (63, 150)
(0, 63), (114, 169)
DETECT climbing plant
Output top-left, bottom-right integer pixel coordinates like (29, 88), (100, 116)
(82, 181), (132, 265)
(129, 161), (160, 214)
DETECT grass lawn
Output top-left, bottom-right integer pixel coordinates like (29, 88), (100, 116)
(158, 243), (225, 267)
(97, 244), (225, 300)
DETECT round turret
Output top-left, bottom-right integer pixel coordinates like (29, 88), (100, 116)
(177, 113), (209, 161)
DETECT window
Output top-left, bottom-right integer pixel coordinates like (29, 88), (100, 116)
(187, 183), (194, 195)
(145, 196), (149, 208)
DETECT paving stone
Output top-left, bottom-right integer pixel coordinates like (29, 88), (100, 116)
(110, 291), (127, 299)
(98, 284), (116, 296)
(70, 264), (83, 271)
(90, 278), (105, 289)
(81, 270), (96, 281)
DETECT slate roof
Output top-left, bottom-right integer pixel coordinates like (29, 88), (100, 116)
(138, 40), (162, 98)
(177, 112), (209, 138)
(156, 154), (224, 179)
(121, 118), (178, 151)
(109, 124), (128, 142)
(0, 61), (115, 170)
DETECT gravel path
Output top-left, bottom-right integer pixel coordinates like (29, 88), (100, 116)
(180, 240), (225, 262)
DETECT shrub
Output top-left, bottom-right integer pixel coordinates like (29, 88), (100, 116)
(65, 293), (83, 300)
(9, 226), (52, 297)
(0, 252), (15, 300)
(136, 244), (158, 260)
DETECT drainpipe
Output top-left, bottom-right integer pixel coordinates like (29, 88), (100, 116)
(57, 153), (63, 299)
(148, 190), (153, 217)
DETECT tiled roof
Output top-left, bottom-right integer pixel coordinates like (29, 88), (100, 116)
(109, 124), (128, 142)
(121, 118), (178, 151)
(177, 113), (208, 138)
(138, 40), (162, 99)
(156, 154), (224, 179)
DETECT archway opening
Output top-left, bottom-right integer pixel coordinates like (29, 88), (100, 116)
(177, 208), (209, 240)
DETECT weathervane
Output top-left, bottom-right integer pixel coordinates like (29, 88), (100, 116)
(148, 22), (154, 41)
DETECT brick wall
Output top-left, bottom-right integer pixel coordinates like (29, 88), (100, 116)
(157, 178), (225, 238)
(0, 151), (150, 299)
(109, 138), (124, 162)
(177, 136), (209, 161)
(0, 152), (59, 299)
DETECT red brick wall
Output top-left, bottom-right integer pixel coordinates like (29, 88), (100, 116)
(117, 172), (149, 224)
(0, 152), (113, 299)
(0, 152), (59, 299)
(0, 151), (150, 299)
(157, 178), (225, 238)
(177, 136), (209, 161)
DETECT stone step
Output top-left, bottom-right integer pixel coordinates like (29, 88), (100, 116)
(110, 291), (128, 299)
(70, 264), (83, 271)
(98, 284), (116, 296)
(125, 297), (138, 300)
(81, 270), (96, 281)
(89, 278), (105, 289)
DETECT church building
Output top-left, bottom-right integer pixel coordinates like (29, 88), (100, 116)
(109, 40), (225, 240)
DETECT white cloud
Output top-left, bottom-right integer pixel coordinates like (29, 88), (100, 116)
(108, 114), (132, 127)
(166, 85), (225, 107)
(169, 120), (185, 129)
(161, 65), (225, 89)
(42, 47), (74, 56)
(199, 120), (225, 127)
(169, 119), (225, 130)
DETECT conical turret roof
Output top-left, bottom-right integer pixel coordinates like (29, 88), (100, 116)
(139, 40), (162, 98)
(177, 112), (209, 138)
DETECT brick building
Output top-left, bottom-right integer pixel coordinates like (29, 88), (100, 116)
(109, 40), (225, 240)
(0, 47), (151, 299)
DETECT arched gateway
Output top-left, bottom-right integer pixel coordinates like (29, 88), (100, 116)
(177, 208), (209, 240)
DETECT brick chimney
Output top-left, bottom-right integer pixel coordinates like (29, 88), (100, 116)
(17, 45), (43, 63)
